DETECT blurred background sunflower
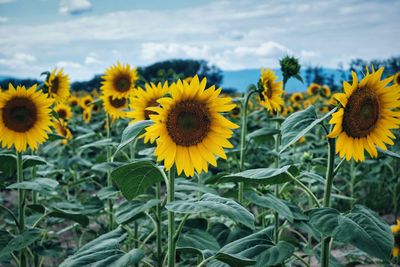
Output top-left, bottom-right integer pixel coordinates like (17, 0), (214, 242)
(45, 68), (70, 103)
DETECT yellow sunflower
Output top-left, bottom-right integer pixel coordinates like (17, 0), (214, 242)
(322, 85), (331, 97)
(101, 94), (128, 120)
(0, 84), (53, 152)
(392, 219), (400, 257)
(45, 68), (70, 103)
(83, 108), (92, 123)
(327, 67), (400, 161)
(307, 83), (320, 95)
(144, 76), (238, 177)
(55, 103), (72, 121)
(128, 82), (170, 122)
(259, 68), (284, 112)
(230, 105), (241, 119)
(69, 95), (80, 108)
(54, 120), (73, 145)
(101, 62), (138, 99)
(80, 95), (93, 109)
(394, 72), (400, 86)
(290, 92), (303, 104)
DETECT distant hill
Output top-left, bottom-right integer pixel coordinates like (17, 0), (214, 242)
(222, 68), (344, 93)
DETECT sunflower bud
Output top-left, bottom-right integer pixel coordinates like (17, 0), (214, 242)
(279, 56), (303, 86)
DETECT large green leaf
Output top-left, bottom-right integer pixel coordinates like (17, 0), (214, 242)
(7, 178), (59, 195)
(23, 155), (49, 168)
(280, 106), (337, 153)
(177, 229), (220, 256)
(244, 191), (294, 223)
(175, 178), (218, 195)
(220, 165), (297, 185)
(213, 229), (294, 267)
(308, 205), (393, 260)
(60, 227), (144, 267)
(111, 161), (164, 201)
(166, 193), (255, 229)
(79, 138), (115, 151)
(114, 120), (153, 156)
(115, 199), (160, 224)
(246, 128), (279, 144)
(49, 207), (90, 227)
(0, 229), (42, 259)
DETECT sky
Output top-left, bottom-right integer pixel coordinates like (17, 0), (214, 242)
(0, 0), (399, 81)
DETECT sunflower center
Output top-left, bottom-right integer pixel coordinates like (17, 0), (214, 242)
(144, 98), (159, 120)
(2, 97), (38, 132)
(231, 106), (240, 116)
(84, 100), (91, 106)
(396, 75), (400, 85)
(109, 96), (126, 108)
(58, 109), (67, 119)
(114, 75), (131, 92)
(71, 100), (78, 106)
(166, 100), (211, 147)
(263, 81), (273, 98)
(342, 88), (380, 138)
(51, 77), (59, 94)
(295, 95), (301, 101)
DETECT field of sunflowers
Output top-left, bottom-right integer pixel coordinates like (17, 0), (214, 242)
(0, 56), (400, 267)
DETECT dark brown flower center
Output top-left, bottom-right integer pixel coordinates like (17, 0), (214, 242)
(342, 88), (380, 138)
(71, 100), (78, 106)
(396, 74), (400, 85)
(84, 99), (91, 106)
(166, 100), (211, 146)
(263, 80), (273, 98)
(114, 75), (131, 93)
(51, 77), (59, 94)
(144, 98), (159, 120)
(231, 106), (240, 116)
(295, 95), (301, 101)
(57, 109), (67, 119)
(92, 105), (99, 112)
(109, 96), (126, 108)
(2, 97), (38, 132)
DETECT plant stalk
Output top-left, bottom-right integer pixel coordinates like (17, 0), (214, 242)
(321, 136), (336, 267)
(273, 116), (281, 244)
(17, 152), (26, 267)
(106, 115), (114, 230)
(156, 183), (162, 267)
(167, 168), (176, 267)
(238, 89), (256, 203)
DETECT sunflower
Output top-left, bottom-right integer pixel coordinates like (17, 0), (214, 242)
(322, 85), (331, 97)
(327, 67), (400, 161)
(128, 82), (170, 122)
(184, 76), (193, 84)
(0, 84), (53, 152)
(45, 68), (70, 103)
(230, 105), (241, 119)
(392, 219), (400, 257)
(144, 76), (238, 177)
(290, 92), (303, 104)
(394, 72), (400, 86)
(80, 95), (93, 109)
(259, 68), (284, 112)
(307, 83), (320, 95)
(55, 103), (72, 121)
(101, 94), (128, 120)
(54, 120), (72, 144)
(101, 62), (138, 99)
(83, 108), (92, 123)
(69, 95), (80, 108)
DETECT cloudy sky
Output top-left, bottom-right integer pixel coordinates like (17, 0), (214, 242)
(0, 0), (399, 81)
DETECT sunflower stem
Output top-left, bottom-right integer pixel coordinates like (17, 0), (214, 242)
(17, 152), (26, 267)
(167, 167), (176, 267)
(321, 135), (336, 267)
(238, 89), (257, 204)
(273, 115), (281, 244)
(155, 182), (162, 267)
(106, 114), (114, 230)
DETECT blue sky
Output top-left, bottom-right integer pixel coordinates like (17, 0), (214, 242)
(0, 0), (399, 81)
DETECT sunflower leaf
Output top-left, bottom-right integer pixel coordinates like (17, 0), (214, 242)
(114, 120), (154, 157)
(111, 161), (164, 201)
(280, 106), (337, 154)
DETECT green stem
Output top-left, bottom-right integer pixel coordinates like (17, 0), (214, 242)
(321, 136), (336, 267)
(238, 89), (257, 203)
(167, 168), (176, 267)
(286, 172), (321, 208)
(274, 116), (281, 244)
(106, 115), (114, 230)
(155, 183), (162, 267)
(17, 152), (26, 267)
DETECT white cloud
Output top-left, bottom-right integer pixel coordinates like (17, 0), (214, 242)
(0, 0), (15, 4)
(0, 53), (36, 69)
(0, 17), (8, 23)
(59, 0), (92, 15)
(233, 42), (291, 57)
(56, 61), (81, 69)
(140, 43), (210, 61)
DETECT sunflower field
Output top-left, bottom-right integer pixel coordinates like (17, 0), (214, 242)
(0, 57), (400, 267)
